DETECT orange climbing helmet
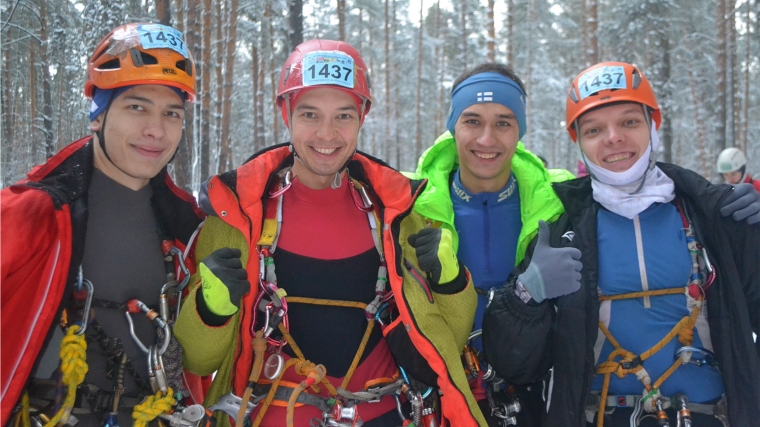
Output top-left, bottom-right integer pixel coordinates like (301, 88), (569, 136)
(565, 62), (660, 142)
(277, 39), (372, 125)
(85, 23), (196, 102)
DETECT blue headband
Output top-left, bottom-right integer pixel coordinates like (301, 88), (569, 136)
(89, 86), (186, 122)
(447, 72), (527, 140)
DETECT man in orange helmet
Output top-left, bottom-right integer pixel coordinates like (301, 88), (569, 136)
(1, 23), (205, 426)
(174, 39), (484, 426)
(483, 62), (760, 427)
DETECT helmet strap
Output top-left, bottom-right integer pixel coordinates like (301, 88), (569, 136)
(96, 90), (117, 165)
(285, 96), (302, 164)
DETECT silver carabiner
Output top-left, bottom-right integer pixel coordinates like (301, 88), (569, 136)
(75, 277), (94, 336)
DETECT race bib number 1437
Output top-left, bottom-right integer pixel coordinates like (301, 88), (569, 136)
(577, 65), (626, 100)
(301, 51), (355, 89)
(138, 24), (188, 57)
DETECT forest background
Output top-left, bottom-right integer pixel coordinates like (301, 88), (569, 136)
(2, 0), (758, 193)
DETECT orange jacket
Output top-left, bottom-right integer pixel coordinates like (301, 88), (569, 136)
(177, 144), (484, 426)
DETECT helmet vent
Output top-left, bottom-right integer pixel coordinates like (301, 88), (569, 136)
(568, 87), (579, 103)
(97, 58), (121, 70)
(632, 70), (642, 90)
(176, 59), (192, 77)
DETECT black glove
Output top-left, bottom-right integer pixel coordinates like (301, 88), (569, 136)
(198, 248), (250, 316)
(407, 228), (459, 284)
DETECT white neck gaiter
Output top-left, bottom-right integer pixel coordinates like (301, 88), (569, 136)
(582, 121), (676, 219)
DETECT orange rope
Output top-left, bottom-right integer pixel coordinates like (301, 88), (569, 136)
(237, 330), (268, 426)
(599, 287), (684, 301)
(252, 358), (302, 427)
(595, 291), (703, 427)
(341, 319), (375, 390)
(286, 296), (367, 310)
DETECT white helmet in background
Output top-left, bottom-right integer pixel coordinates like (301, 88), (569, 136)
(716, 147), (747, 174)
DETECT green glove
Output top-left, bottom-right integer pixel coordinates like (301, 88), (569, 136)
(407, 228), (460, 284)
(199, 248), (250, 316)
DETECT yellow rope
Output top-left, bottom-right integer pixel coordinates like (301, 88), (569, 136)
(132, 387), (176, 427)
(14, 391), (31, 427)
(340, 319), (375, 390)
(44, 326), (88, 427)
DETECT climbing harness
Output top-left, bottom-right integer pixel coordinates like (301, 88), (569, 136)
(209, 169), (440, 427)
(464, 329), (520, 426)
(592, 198), (718, 427)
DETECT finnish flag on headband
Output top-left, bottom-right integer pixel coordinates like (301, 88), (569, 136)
(477, 91), (494, 102)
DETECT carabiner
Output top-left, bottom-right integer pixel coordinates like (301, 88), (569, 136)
(75, 277), (94, 336)
(125, 299), (172, 355)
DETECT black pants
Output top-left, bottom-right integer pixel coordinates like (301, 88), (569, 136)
(589, 407), (726, 427)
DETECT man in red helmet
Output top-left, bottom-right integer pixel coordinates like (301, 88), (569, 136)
(1, 23), (205, 426)
(174, 39), (485, 426)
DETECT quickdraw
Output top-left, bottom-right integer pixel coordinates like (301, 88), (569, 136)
(593, 198), (717, 427)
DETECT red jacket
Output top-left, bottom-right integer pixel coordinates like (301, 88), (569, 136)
(0, 137), (205, 424)
(743, 174), (760, 193)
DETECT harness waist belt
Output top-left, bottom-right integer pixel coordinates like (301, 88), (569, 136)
(585, 393), (727, 416)
(252, 384), (333, 413)
(28, 380), (143, 414)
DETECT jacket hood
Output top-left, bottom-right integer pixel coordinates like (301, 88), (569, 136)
(15, 136), (204, 244)
(206, 143), (426, 236)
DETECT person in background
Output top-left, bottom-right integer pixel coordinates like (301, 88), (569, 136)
(717, 147), (760, 193)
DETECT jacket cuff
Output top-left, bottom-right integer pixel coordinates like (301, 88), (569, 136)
(501, 279), (548, 320)
(196, 290), (233, 326)
(432, 267), (468, 294)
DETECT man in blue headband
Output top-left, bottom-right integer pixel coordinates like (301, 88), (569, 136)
(1, 23), (206, 426)
(410, 63), (577, 426)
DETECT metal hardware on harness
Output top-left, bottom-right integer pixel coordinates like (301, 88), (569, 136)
(656, 398), (670, 427)
(674, 394), (692, 427)
(421, 407), (440, 427)
(487, 386), (519, 426)
(264, 351), (285, 381)
(149, 345), (169, 394)
(156, 404), (206, 427)
(208, 392), (256, 420)
(324, 400), (363, 427)
(74, 268), (94, 335)
(124, 299), (172, 355)
(674, 346), (717, 367)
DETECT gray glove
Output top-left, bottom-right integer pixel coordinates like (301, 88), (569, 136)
(719, 183), (760, 225)
(518, 220), (583, 303)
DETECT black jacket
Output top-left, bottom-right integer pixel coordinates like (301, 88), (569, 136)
(483, 163), (760, 426)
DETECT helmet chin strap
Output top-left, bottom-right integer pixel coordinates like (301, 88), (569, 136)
(576, 103), (657, 195)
